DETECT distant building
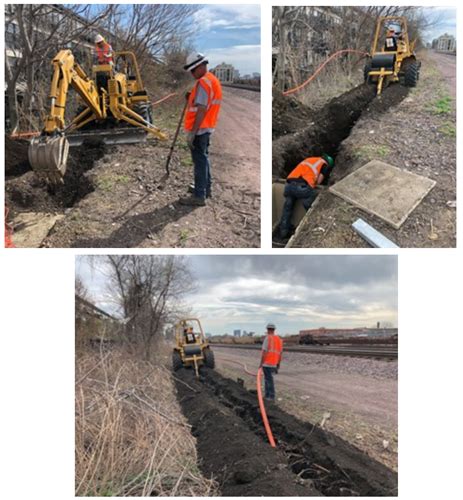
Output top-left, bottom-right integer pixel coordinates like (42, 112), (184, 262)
(433, 33), (456, 53)
(233, 69), (240, 80)
(211, 62), (235, 83)
(252, 72), (260, 78)
(233, 329), (241, 338)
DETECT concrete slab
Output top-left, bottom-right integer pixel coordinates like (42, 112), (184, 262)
(12, 212), (64, 248)
(329, 160), (436, 229)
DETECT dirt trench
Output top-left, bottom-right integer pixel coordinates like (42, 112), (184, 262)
(175, 368), (397, 497)
(272, 83), (409, 179)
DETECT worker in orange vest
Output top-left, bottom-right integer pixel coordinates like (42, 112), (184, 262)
(180, 52), (222, 206)
(259, 323), (283, 401)
(279, 154), (335, 239)
(94, 34), (113, 65)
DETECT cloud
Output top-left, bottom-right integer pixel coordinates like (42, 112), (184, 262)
(192, 5), (260, 74)
(194, 4), (260, 32)
(206, 44), (260, 74)
(76, 256), (398, 336)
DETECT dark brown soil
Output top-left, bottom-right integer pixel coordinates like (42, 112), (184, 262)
(5, 137), (105, 214)
(272, 84), (377, 178)
(272, 92), (314, 139)
(287, 51), (456, 248)
(175, 368), (398, 497)
(4, 88), (260, 248)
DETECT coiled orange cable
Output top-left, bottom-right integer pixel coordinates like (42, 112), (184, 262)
(282, 49), (369, 96)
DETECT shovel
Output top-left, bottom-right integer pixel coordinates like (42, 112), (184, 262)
(165, 98), (188, 176)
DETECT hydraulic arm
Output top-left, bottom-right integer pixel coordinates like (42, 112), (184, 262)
(28, 49), (167, 185)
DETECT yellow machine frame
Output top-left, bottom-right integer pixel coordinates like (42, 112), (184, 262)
(29, 49), (167, 185)
(173, 318), (212, 377)
(43, 49), (166, 138)
(367, 16), (417, 95)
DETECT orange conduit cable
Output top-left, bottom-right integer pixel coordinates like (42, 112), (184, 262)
(282, 49), (369, 96)
(152, 92), (177, 106)
(4, 207), (15, 248)
(257, 367), (277, 448)
(218, 356), (277, 448)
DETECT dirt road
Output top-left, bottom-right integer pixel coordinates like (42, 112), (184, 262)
(214, 346), (397, 427)
(214, 346), (398, 470)
(5, 88), (260, 248)
(429, 50), (456, 98)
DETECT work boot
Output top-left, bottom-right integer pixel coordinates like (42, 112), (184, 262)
(179, 195), (206, 206)
(188, 184), (212, 198)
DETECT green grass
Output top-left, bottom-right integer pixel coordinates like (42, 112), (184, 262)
(181, 155), (193, 167)
(96, 174), (131, 191)
(354, 144), (390, 161)
(438, 121), (456, 138)
(428, 95), (453, 115)
(179, 229), (189, 245)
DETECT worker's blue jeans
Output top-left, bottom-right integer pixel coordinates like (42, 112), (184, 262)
(191, 133), (211, 200)
(279, 182), (317, 238)
(263, 366), (277, 400)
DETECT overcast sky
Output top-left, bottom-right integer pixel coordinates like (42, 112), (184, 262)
(422, 7), (456, 41)
(194, 4), (260, 75)
(76, 255), (398, 336)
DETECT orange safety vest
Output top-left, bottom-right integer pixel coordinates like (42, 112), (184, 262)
(96, 42), (113, 64)
(184, 71), (222, 132)
(287, 157), (327, 188)
(262, 335), (283, 367)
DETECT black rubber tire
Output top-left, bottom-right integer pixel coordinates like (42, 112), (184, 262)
(203, 348), (215, 369)
(404, 61), (419, 87)
(133, 102), (152, 124)
(363, 61), (372, 83)
(172, 350), (183, 371)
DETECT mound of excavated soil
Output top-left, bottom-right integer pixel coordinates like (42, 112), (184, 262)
(272, 92), (314, 139)
(175, 368), (397, 497)
(272, 84), (377, 178)
(4, 136), (30, 176)
(5, 137), (106, 214)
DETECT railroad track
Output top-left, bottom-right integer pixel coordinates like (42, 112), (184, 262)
(212, 343), (398, 359)
(221, 82), (261, 92)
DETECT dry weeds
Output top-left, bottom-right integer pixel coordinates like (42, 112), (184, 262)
(75, 346), (218, 496)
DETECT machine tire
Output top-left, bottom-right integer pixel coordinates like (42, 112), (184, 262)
(172, 350), (183, 371)
(404, 61), (419, 87)
(363, 60), (372, 83)
(203, 348), (215, 369)
(133, 102), (152, 124)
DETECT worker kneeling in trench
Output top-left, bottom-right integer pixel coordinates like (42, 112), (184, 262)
(278, 154), (335, 238)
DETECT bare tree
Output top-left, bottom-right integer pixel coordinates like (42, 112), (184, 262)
(102, 4), (200, 65)
(104, 255), (194, 359)
(5, 4), (117, 132)
(5, 4), (198, 132)
(272, 6), (445, 92)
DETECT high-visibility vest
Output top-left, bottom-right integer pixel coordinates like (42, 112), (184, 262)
(184, 71), (222, 132)
(262, 335), (283, 367)
(96, 42), (113, 64)
(287, 157), (326, 188)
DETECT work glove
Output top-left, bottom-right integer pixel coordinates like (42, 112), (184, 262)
(275, 364), (280, 374)
(186, 132), (195, 150)
(185, 91), (191, 101)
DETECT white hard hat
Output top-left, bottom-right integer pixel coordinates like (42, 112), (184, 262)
(266, 323), (276, 330)
(95, 34), (104, 44)
(184, 52), (208, 71)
